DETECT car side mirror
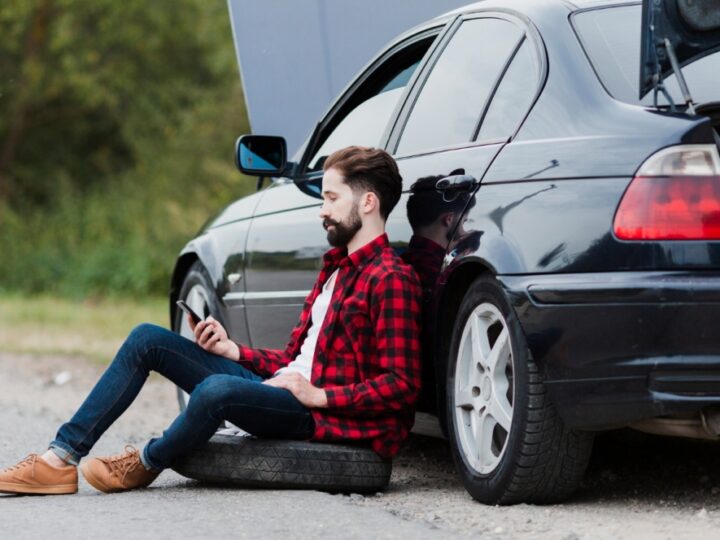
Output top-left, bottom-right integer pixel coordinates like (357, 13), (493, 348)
(235, 135), (287, 176)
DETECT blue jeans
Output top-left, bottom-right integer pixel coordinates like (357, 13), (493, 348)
(49, 323), (314, 471)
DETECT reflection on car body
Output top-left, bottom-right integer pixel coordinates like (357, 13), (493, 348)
(402, 170), (480, 412)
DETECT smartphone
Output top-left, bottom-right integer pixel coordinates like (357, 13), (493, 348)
(176, 300), (204, 325)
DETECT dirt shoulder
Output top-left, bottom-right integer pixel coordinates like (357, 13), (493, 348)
(2, 352), (720, 539)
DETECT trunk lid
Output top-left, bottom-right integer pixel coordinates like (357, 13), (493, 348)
(640, 0), (720, 101)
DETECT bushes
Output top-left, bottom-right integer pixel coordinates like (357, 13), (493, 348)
(0, 1), (255, 298)
(1, 189), (152, 297)
(1, 162), (253, 297)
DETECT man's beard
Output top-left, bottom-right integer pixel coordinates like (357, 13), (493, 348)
(323, 202), (362, 248)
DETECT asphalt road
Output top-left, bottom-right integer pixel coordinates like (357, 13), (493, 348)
(0, 354), (458, 540)
(0, 403), (455, 540)
(2, 352), (720, 539)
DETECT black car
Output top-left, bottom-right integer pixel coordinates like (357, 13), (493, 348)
(169, 0), (720, 504)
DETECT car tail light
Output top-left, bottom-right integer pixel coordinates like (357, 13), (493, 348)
(613, 144), (720, 240)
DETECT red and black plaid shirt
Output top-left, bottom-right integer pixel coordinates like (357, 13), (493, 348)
(236, 233), (422, 458)
(401, 234), (446, 295)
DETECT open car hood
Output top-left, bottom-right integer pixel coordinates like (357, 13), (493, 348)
(640, 0), (720, 101)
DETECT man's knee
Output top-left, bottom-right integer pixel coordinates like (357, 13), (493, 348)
(127, 322), (165, 343)
(189, 374), (244, 417)
(123, 323), (170, 365)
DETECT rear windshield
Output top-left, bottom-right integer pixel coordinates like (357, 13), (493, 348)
(572, 4), (720, 107)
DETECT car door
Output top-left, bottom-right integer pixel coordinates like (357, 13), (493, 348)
(242, 25), (446, 349)
(389, 13), (539, 201)
(385, 12), (546, 405)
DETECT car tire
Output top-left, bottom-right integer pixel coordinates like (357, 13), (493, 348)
(446, 276), (594, 505)
(172, 434), (393, 493)
(173, 260), (223, 412)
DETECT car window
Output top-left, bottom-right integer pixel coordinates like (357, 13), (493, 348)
(306, 36), (436, 172)
(396, 18), (524, 156)
(573, 5), (720, 106)
(476, 38), (538, 141)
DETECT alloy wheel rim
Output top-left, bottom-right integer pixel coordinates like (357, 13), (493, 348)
(453, 302), (514, 474)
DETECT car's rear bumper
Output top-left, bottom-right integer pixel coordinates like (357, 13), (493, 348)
(501, 271), (720, 429)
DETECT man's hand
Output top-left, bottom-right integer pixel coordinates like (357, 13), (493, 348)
(190, 315), (240, 361)
(264, 372), (328, 408)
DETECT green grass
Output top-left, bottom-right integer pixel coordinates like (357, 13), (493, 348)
(0, 294), (169, 364)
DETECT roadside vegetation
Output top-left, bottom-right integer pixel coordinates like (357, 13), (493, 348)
(0, 0), (254, 299)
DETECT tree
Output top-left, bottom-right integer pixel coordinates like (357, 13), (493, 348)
(0, 0), (243, 205)
(0, 0), (252, 296)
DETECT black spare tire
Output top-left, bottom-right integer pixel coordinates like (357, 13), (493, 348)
(172, 434), (392, 493)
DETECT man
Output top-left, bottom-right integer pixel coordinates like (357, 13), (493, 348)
(0, 146), (421, 495)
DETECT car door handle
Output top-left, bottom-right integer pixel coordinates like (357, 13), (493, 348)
(435, 174), (479, 191)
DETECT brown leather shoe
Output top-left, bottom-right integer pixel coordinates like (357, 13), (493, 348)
(0, 454), (78, 495)
(80, 445), (159, 494)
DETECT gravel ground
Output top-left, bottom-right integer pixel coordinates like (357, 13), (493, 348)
(2, 352), (720, 539)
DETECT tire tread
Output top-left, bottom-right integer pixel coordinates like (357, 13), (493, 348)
(500, 360), (593, 504)
(172, 435), (392, 493)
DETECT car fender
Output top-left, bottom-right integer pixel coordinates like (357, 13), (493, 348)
(430, 232), (524, 377)
(169, 234), (225, 324)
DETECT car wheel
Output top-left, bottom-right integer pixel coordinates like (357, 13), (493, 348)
(172, 434), (392, 493)
(446, 276), (594, 504)
(173, 260), (221, 411)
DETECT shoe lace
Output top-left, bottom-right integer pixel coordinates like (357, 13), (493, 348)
(106, 445), (142, 484)
(4, 454), (39, 478)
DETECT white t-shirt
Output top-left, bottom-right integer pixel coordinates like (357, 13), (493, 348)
(274, 269), (338, 380)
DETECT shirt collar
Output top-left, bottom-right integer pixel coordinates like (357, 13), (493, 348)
(323, 233), (390, 269)
(408, 234), (446, 256)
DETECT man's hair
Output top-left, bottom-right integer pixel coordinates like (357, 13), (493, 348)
(406, 170), (476, 230)
(323, 146), (403, 221)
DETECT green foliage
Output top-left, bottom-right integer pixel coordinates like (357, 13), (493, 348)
(0, 0), (255, 297)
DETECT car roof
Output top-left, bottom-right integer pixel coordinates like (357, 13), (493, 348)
(435, 0), (638, 19)
(562, 0), (638, 8)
